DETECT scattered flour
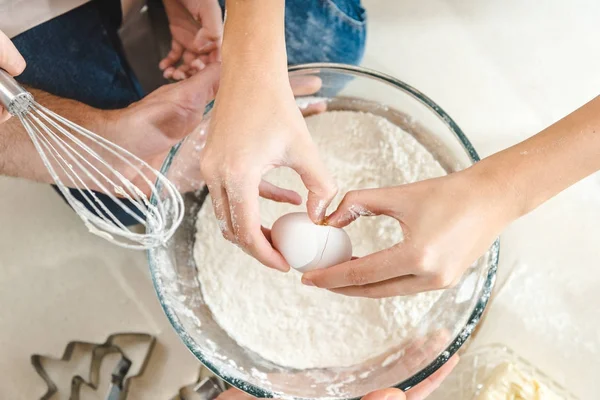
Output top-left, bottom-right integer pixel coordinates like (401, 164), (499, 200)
(194, 111), (447, 369)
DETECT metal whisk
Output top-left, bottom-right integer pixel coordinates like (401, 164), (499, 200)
(0, 69), (184, 249)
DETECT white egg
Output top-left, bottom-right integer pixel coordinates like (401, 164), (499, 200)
(271, 212), (353, 272)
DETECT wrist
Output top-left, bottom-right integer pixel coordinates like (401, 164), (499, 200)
(221, 0), (287, 80)
(95, 109), (120, 142)
(463, 158), (527, 225)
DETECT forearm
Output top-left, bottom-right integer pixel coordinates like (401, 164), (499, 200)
(0, 88), (109, 183)
(221, 0), (287, 82)
(477, 95), (600, 218)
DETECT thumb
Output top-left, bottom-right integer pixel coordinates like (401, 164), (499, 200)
(289, 141), (337, 223)
(0, 30), (26, 76)
(185, 62), (221, 101)
(326, 188), (394, 228)
(193, 1), (223, 41)
(0, 108), (10, 123)
(167, 62), (220, 124)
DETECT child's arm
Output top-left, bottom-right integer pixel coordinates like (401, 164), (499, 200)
(302, 96), (600, 298)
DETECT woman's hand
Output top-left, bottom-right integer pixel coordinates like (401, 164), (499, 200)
(302, 167), (517, 297)
(303, 95), (600, 298)
(200, 73), (336, 272)
(0, 30), (26, 123)
(160, 0), (222, 80)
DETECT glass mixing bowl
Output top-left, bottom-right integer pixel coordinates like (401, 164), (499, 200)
(148, 64), (499, 399)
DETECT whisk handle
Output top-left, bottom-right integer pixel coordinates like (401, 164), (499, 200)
(0, 69), (33, 116)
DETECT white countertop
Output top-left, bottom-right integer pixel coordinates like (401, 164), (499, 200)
(0, 0), (598, 398)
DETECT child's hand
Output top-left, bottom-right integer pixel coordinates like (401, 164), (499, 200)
(302, 168), (516, 298)
(159, 0), (222, 80)
(200, 73), (336, 272)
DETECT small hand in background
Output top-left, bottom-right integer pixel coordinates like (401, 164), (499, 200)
(0, 30), (26, 123)
(302, 168), (513, 298)
(160, 0), (222, 80)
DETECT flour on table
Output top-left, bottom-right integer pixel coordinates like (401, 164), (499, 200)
(194, 111), (446, 369)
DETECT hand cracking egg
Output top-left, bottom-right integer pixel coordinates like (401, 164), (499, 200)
(271, 212), (353, 272)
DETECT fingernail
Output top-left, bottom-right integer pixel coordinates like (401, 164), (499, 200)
(301, 277), (314, 286)
(14, 59), (26, 75)
(273, 264), (290, 273)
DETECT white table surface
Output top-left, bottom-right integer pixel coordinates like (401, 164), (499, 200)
(0, 0), (599, 398)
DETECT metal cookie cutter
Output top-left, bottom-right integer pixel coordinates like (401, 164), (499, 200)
(171, 367), (229, 400)
(31, 332), (156, 400)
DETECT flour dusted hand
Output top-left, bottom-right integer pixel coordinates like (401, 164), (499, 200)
(201, 73), (337, 272)
(305, 95), (600, 298)
(303, 171), (508, 298)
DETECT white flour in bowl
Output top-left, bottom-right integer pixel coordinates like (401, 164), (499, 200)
(194, 111), (446, 369)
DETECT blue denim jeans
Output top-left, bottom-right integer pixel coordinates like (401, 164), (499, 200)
(11, 0), (366, 226)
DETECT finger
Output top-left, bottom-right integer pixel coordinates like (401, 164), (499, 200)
(0, 108), (10, 123)
(157, 64), (220, 140)
(178, 63), (191, 74)
(290, 76), (323, 96)
(300, 101), (327, 117)
(172, 68), (188, 81)
(258, 180), (302, 205)
(199, 54), (211, 65)
(225, 178), (290, 272)
(207, 182), (234, 242)
(0, 30), (26, 75)
(159, 40), (184, 70)
(191, 58), (206, 71)
(182, 50), (199, 67)
(405, 355), (459, 400)
(194, 3), (223, 42)
(261, 226), (272, 243)
(172, 63), (190, 80)
(327, 188), (392, 228)
(328, 275), (436, 299)
(195, 35), (220, 53)
(209, 48), (221, 63)
(302, 245), (416, 289)
(163, 66), (175, 79)
(289, 141), (337, 223)
(362, 388), (406, 400)
(177, 63), (220, 106)
(187, 62), (221, 100)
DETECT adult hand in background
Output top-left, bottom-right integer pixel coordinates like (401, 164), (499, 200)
(302, 168), (513, 298)
(0, 64), (220, 192)
(102, 64), (222, 194)
(214, 355), (458, 400)
(200, 73), (337, 272)
(160, 0), (222, 80)
(0, 30), (26, 123)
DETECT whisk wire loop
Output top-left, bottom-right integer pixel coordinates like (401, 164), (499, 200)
(0, 69), (184, 249)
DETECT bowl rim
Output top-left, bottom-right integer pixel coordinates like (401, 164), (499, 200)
(148, 62), (500, 399)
